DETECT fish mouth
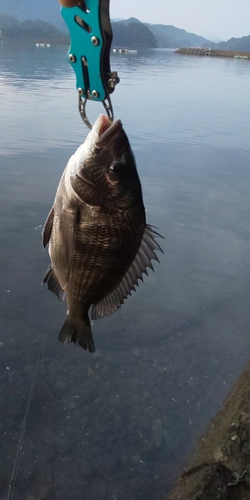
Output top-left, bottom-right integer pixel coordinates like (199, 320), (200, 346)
(96, 115), (123, 149)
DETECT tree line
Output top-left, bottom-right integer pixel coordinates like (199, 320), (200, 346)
(0, 14), (157, 48)
(0, 14), (67, 40)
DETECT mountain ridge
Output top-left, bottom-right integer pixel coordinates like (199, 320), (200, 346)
(0, 2), (249, 51)
(146, 23), (211, 48)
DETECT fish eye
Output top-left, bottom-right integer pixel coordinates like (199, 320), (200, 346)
(108, 162), (123, 179)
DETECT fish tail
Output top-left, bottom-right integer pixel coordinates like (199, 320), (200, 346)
(58, 314), (95, 353)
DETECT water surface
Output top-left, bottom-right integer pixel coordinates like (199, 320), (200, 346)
(1, 41), (250, 499)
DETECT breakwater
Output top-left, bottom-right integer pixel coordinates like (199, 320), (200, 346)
(175, 47), (250, 59)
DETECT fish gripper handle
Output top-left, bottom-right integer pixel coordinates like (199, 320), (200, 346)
(61, 0), (120, 128)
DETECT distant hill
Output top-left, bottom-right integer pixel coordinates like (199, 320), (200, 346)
(0, 11), (157, 48)
(206, 36), (250, 52)
(112, 18), (157, 48)
(0, 13), (67, 40)
(147, 23), (211, 48)
(0, 2), (249, 51)
(116, 17), (141, 26)
(142, 22), (250, 51)
(0, 0), (66, 32)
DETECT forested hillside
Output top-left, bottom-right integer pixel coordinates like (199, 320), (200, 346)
(208, 36), (250, 51)
(0, 14), (66, 40)
(112, 20), (157, 48)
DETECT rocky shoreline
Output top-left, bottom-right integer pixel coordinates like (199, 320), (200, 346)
(168, 360), (250, 499)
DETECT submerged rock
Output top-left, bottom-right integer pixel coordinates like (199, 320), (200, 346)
(131, 348), (141, 357)
(54, 435), (72, 454)
(95, 451), (120, 474)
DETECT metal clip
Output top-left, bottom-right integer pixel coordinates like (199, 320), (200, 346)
(78, 91), (114, 129)
(61, 0), (119, 128)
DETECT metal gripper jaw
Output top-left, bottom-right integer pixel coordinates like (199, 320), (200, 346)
(61, 0), (120, 129)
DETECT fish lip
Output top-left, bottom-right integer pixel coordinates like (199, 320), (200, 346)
(96, 118), (123, 149)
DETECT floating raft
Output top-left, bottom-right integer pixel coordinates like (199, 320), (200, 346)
(175, 47), (250, 59)
(113, 48), (137, 54)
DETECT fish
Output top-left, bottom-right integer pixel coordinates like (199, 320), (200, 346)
(42, 114), (163, 352)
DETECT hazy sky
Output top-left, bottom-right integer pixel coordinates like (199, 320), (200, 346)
(110, 0), (250, 40)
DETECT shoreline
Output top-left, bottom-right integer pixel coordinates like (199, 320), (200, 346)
(168, 359), (250, 499)
(175, 47), (250, 59)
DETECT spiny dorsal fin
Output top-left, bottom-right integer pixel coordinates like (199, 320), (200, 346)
(91, 225), (163, 320)
(42, 266), (65, 301)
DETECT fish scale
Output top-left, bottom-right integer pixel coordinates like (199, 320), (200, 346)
(69, 220), (141, 303)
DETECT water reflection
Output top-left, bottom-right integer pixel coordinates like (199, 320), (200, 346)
(1, 41), (250, 155)
(0, 40), (67, 82)
(1, 41), (250, 499)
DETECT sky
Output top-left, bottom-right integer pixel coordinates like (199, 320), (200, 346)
(110, 0), (250, 41)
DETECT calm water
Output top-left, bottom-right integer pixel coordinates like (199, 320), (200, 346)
(1, 40), (250, 500)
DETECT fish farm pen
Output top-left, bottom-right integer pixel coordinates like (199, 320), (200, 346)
(175, 48), (250, 59)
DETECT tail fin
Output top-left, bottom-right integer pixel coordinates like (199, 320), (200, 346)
(58, 314), (95, 353)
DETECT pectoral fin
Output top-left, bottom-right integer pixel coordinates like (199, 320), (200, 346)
(59, 208), (77, 279)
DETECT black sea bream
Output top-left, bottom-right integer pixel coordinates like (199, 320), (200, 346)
(43, 114), (163, 352)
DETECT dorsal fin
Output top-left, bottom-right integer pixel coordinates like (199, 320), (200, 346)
(42, 206), (54, 248)
(91, 225), (163, 320)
